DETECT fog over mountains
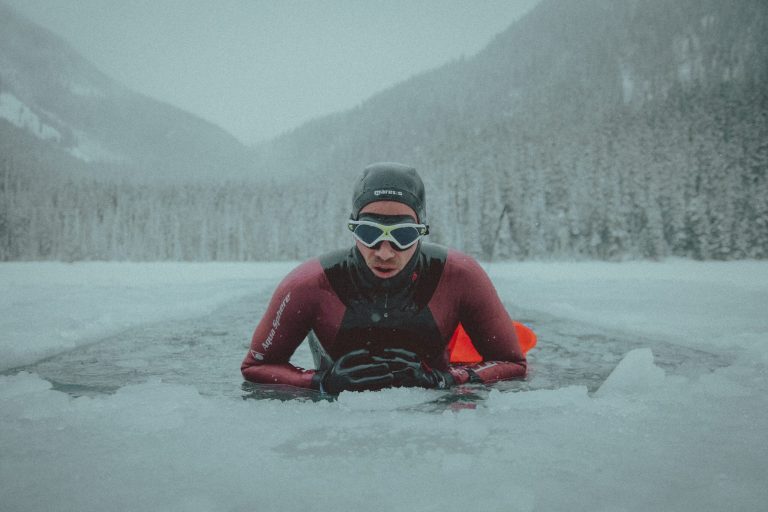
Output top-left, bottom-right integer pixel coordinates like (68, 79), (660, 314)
(0, 1), (253, 182)
(2, 0), (767, 261)
(261, 0), (767, 176)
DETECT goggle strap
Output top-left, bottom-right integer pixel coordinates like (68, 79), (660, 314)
(347, 220), (429, 232)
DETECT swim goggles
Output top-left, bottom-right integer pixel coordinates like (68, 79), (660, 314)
(347, 219), (429, 250)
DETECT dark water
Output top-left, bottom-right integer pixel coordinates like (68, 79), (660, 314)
(10, 289), (268, 399)
(9, 288), (727, 403)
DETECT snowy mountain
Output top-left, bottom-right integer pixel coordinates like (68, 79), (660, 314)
(0, 2), (253, 181)
(2, 0), (766, 261)
(252, 0), (767, 261)
(261, 0), (767, 177)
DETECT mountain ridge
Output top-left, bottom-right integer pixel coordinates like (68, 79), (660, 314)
(259, 0), (767, 180)
(0, 1), (254, 182)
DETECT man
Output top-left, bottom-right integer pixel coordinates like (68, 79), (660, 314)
(241, 162), (527, 394)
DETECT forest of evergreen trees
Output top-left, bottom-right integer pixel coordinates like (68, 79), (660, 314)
(2, 82), (766, 262)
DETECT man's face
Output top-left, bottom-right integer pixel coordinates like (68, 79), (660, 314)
(356, 201), (420, 279)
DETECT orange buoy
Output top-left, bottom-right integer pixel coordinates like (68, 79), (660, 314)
(448, 321), (537, 363)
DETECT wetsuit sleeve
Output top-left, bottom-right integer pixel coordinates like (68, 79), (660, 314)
(240, 261), (321, 389)
(447, 253), (527, 384)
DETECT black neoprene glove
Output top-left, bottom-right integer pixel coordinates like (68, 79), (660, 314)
(314, 349), (394, 395)
(373, 348), (455, 389)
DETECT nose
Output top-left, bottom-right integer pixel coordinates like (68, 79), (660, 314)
(374, 241), (396, 260)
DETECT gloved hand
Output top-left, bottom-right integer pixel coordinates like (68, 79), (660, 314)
(314, 349), (394, 395)
(373, 348), (455, 389)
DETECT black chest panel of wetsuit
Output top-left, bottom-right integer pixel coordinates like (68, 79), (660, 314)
(320, 243), (448, 362)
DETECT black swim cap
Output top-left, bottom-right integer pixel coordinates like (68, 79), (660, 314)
(351, 162), (426, 222)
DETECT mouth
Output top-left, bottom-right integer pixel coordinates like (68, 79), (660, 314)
(372, 265), (398, 277)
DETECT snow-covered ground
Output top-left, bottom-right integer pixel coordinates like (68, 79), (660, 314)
(0, 91), (62, 142)
(2, 260), (767, 512)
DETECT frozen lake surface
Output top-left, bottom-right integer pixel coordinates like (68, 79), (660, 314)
(14, 288), (726, 401)
(2, 260), (767, 511)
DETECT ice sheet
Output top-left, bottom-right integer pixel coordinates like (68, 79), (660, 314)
(2, 260), (767, 511)
(0, 262), (296, 371)
(489, 259), (768, 360)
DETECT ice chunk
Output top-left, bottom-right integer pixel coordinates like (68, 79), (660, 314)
(335, 386), (442, 411)
(0, 371), (53, 397)
(595, 348), (665, 397)
(0, 372), (71, 421)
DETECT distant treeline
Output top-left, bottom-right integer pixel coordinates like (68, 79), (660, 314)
(2, 84), (767, 262)
(425, 84), (768, 261)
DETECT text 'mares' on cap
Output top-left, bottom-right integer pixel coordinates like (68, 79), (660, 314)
(351, 162), (427, 223)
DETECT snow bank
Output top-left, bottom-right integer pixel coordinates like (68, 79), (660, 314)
(0, 262), (296, 371)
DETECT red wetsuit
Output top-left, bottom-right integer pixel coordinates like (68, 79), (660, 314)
(241, 243), (527, 389)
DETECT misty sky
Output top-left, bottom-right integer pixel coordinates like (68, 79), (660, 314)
(5, 0), (540, 144)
